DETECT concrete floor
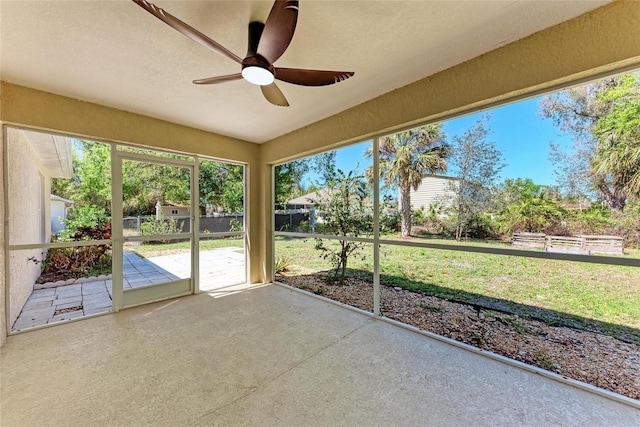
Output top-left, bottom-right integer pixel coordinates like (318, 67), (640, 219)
(1, 284), (637, 426)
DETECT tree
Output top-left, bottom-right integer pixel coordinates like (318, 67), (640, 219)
(200, 161), (244, 213)
(312, 170), (372, 285)
(498, 185), (565, 233)
(541, 72), (640, 210)
(52, 140), (112, 211)
(274, 151), (338, 206)
(449, 117), (505, 240)
(274, 159), (310, 206)
(370, 125), (450, 238)
(591, 74), (640, 207)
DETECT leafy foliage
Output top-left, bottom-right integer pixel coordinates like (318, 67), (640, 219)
(140, 211), (184, 243)
(541, 72), (640, 210)
(39, 209), (112, 283)
(312, 170), (372, 284)
(448, 116), (505, 239)
(274, 151), (337, 206)
(200, 160), (244, 213)
(57, 205), (111, 241)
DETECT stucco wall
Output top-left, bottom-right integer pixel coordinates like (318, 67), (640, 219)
(6, 128), (51, 328)
(0, 121), (5, 346)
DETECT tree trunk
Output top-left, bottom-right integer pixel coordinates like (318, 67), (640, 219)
(339, 247), (348, 285)
(400, 186), (412, 238)
(599, 183), (626, 211)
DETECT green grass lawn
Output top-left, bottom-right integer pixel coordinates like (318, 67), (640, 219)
(124, 234), (639, 341)
(275, 235), (640, 342)
(132, 237), (243, 258)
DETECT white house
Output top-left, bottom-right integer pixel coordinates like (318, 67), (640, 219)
(156, 201), (190, 218)
(50, 195), (74, 235)
(399, 174), (460, 212)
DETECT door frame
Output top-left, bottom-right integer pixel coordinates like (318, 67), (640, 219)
(111, 149), (199, 311)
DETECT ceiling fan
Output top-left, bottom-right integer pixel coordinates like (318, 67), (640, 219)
(132, 0), (354, 107)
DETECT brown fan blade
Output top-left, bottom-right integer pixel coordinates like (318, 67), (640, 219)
(193, 74), (243, 85)
(275, 68), (354, 86)
(132, 0), (242, 64)
(257, 0), (299, 64)
(261, 83), (290, 107)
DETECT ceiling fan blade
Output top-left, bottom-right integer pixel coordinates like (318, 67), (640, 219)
(257, 0), (299, 64)
(132, 0), (242, 64)
(275, 68), (354, 86)
(193, 74), (243, 85)
(261, 83), (290, 107)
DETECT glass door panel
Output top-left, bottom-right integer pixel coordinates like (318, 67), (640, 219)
(118, 156), (194, 307)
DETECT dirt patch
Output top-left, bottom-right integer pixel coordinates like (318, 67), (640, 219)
(277, 272), (640, 400)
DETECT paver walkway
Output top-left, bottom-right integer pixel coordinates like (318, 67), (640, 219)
(12, 248), (245, 332)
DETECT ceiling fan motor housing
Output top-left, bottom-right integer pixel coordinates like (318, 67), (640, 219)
(241, 21), (276, 85)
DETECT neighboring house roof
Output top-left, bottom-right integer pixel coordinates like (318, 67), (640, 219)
(162, 201), (189, 208)
(287, 188), (336, 206)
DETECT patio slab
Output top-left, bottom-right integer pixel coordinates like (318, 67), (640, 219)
(11, 248), (246, 332)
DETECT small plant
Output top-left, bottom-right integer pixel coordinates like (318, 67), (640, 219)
(58, 205), (110, 241)
(274, 255), (291, 274)
(380, 211), (401, 234)
(471, 332), (486, 347)
(418, 301), (443, 313)
(411, 207), (428, 226)
(311, 170), (373, 285)
(532, 350), (556, 371)
(513, 320), (524, 334)
(278, 223), (293, 232)
(229, 219), (243, 232)
(298, 220), (312, 233)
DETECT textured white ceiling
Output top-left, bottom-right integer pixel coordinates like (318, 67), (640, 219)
(0, 1), (610, 143)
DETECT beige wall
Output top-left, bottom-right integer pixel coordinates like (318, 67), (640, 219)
(0, 121), (5, 346)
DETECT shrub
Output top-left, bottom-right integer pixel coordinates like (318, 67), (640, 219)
(229, 218), (243, 232)
(39, 215), (112, 283)
(298, 220), (312, 233)
(411, 207), (428, 226)
(140, 213), (183, 243)
(58, 205), (110, 241)
(312, 170), (372, 284)
(380, 211), (401, 234)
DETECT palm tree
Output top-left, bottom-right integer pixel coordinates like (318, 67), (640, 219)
(369, 125), (450, 237)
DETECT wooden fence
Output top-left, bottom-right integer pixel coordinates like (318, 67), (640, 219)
(513, 232), (623, 255)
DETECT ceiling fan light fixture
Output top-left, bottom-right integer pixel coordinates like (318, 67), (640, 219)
(242, 66), (275, 86)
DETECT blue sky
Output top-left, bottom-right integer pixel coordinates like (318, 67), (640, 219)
(302, 95), (573, 188)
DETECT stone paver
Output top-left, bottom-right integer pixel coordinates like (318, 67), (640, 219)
(12, 248), (246, 332)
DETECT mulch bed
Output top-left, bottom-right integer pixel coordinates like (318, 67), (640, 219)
(276, 272), (640, 401)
